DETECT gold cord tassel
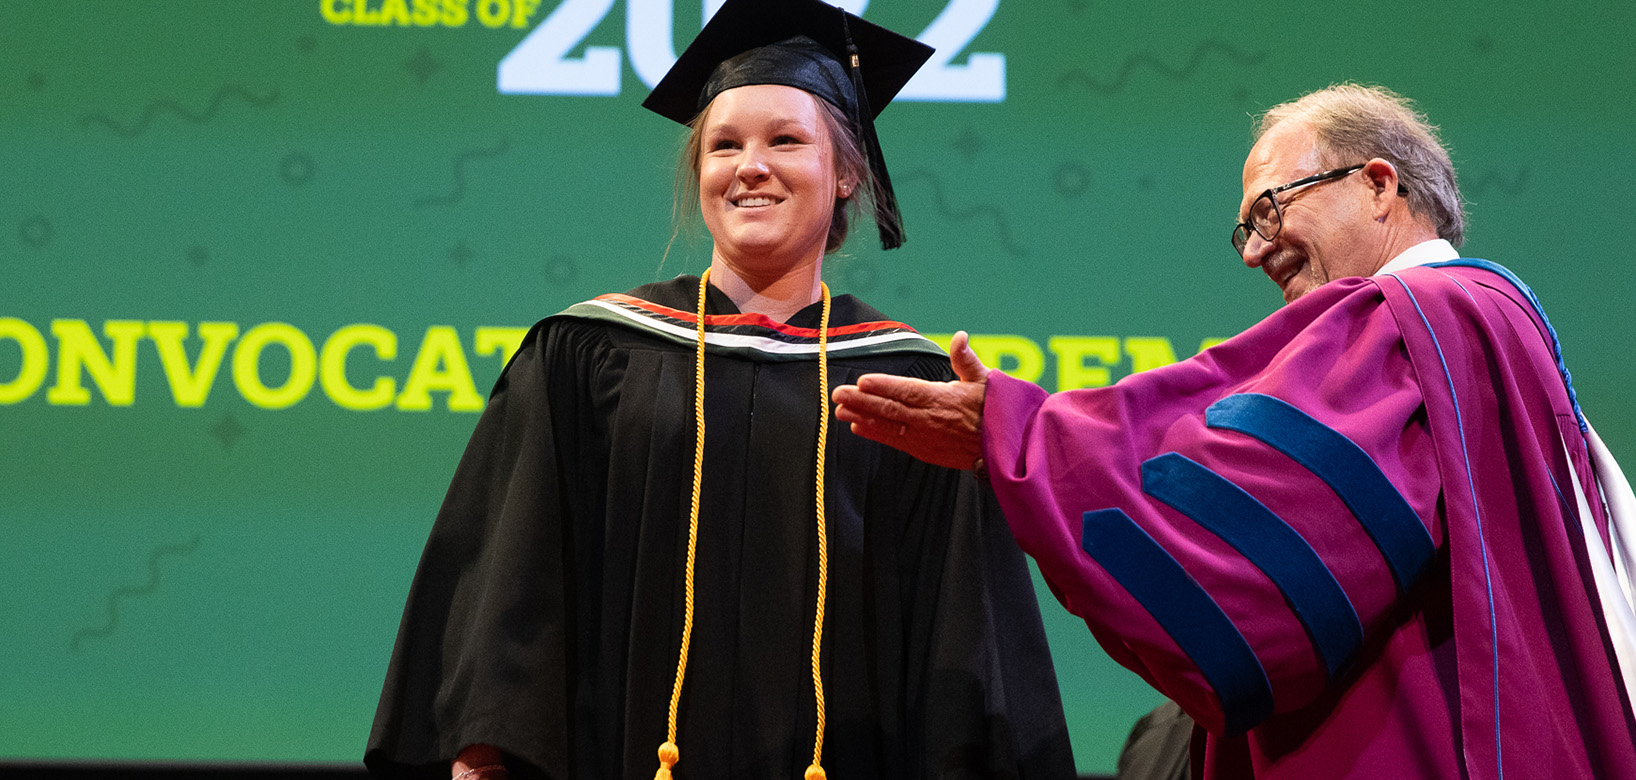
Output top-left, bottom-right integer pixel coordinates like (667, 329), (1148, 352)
(655, 269), (712, 780)
(807, 282), (832, 780)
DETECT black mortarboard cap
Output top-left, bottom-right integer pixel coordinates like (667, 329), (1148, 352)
(642, 0), (933, 250)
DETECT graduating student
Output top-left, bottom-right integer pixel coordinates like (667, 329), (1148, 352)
(364, 1), (1075, 778)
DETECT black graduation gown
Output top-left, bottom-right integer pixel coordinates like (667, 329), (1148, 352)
(365, 276), (1074, 780)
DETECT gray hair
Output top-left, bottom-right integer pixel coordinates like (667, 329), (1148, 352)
(1257, 83), (1466, 246)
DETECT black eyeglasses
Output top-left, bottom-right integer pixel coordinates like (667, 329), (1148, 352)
(1230, 164), (1409, 256)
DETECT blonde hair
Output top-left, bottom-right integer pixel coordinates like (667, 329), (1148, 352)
(1258, 83), (1466, 246)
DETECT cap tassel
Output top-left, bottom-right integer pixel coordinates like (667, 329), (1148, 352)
(839, 8), (906, 250)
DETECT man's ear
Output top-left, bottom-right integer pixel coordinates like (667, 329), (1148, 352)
(1362, 158), (1400, 220)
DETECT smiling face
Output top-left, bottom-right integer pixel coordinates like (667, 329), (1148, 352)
(1237, 119), (1385, 304)
(697, 84), (847, 276)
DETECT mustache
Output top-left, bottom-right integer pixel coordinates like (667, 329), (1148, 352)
(1261, 250), (1304, 282)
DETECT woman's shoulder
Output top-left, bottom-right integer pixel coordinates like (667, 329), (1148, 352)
(620, 275), (704, 310)
(826, 292), (890, 326)
(538, 276), (716, 357)
(828, 294), (955, 382)
(494, 315), (616, 388)
(888, 351), (957, 382)
(536, 275), (701, 340)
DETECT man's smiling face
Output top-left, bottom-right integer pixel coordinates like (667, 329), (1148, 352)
(1237, 119), (1381, 304)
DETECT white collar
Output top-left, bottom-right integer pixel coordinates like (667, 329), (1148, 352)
(1375, 238), (1459, 276)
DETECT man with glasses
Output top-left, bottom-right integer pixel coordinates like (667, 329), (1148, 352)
(833, 83), (1636, 779)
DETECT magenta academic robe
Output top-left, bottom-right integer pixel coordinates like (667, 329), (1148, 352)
(982, 260), (1636, 779)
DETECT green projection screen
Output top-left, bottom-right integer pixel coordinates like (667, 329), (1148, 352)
(4, 1), (1634, 774)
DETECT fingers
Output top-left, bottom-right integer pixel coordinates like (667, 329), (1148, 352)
(832, 368), (986, 472)
(832, 393), (873, 425)
(852, 372), (941, 406)
(949, 330), (991, 384)
(847, 420), (978, 471)
(844, 417), (904, 447)
(833, 383), (912, 423)
(833, 388), (908, 444)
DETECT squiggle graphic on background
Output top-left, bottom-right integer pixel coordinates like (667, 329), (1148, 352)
(80, 86), (279, 138)
(70, 535), (203, 651)
(415, 139), (512, 207)
(898, 168), (1029, 258)
(1057, 40), (1265, 94)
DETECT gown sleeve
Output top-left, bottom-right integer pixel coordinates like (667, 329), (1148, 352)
(981, 279), (1446, 737)
(365, 319), (610, 779)
(893, 355), (1078, 779)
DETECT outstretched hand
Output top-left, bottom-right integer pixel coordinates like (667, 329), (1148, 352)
(832, 331), (991, 471)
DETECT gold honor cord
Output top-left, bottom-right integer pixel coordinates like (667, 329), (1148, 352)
(654, 269), (711, 780)
(806, 282), (832, 780)
(655, 270), (835, 780)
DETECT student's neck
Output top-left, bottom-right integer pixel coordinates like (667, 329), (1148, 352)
(707, 251), (824, 323)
